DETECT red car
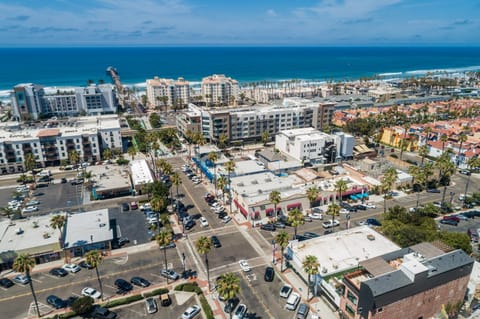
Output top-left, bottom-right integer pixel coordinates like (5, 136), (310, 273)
(442, 215), (460, 223)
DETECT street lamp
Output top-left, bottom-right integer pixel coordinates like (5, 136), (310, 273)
(271, 240), (276, 265)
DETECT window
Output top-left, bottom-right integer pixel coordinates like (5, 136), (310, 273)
(347, 291), (358, 305)
(345, 305), (355, 316)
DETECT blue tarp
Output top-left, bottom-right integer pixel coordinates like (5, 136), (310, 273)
(193, 157), (214, 182)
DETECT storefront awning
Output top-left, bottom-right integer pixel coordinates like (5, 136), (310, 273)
(234, 199), (248, 217)
(287, 202), (302, 210)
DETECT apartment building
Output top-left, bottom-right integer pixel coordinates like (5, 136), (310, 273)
(0, 115), (121, 174)
(146, 76), (190, 110)
(12, 83), (116, 120)
(176, 98), (335, 143)
(340, 243), (473, 319)
(201, 74), (238, 106)
(275, 128), (354, 164)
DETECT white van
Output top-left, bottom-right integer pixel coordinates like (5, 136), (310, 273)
(285, 292), (300, 311)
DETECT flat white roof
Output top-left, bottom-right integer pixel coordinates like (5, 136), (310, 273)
(231, 171), (297, 197)
(63, 209), (114, 248)
(129, 159), (154, 186)
(290, 226), (400, 277)
(89, 165), (131, 192)
(0, 214), (61, 255)
(224, 160), (266, 176)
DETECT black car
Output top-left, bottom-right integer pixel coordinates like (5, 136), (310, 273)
(264, 267), (275, 282)
(184, 220), (195, 230)
(218, 211), (227, 219)
(118, 237), (130, 246)
(71, 178), (84, 185)
(61, 177), (67, 183)
(92, 306), (117, 319)
(114, 278), (133, 292)
(211, 236), (222, 248)
(0, 277), (14, 288)
(122, 203), (130, 211)
(46, 295), (67, 309)
(366, 218), (382, 227)
(439, 219), (458, 226)
(303, 232), (320, 238)
(274, 222), (286, 229)
(427, 188), (441, 193)
(260, 224), (276, 231)
(353, 204), (367, 211)
(49, 268), (68, 277)
(130, 276), (150, 287)
(79, 261), (94, 269)
(224, 297), (240, 314)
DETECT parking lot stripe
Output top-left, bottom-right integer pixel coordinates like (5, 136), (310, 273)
(240, 271), (275, 319)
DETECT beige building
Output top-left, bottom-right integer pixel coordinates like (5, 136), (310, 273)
(146, 76), (190, 110)
(201, 74), (238, 106)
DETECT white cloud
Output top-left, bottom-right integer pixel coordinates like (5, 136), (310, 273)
(266, 9), (277, 17)
(308, 0), (403, 18)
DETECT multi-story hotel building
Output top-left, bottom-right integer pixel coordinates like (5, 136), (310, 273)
(146, 76), (190, 110)
(0, 115), (121, 174)
(340, 242), (473, 319)
(201, 74), (239, 106)
(176, 98), (335, 144)
(12, 83), (116, 120)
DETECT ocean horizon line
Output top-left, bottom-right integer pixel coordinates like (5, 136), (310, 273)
(1, 45), (480, 49)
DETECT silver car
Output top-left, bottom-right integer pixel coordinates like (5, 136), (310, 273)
(145, 298), (157, 314)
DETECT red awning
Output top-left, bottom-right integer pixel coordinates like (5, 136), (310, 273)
(252, 211), (260, 219)
(287, 202), (302, 210)
(234, 199), (248, 217)
(342, 188), (363, 196)
(276, 206), (282, 211)
(265, 208), (274, 214)
(316, 195), (323, 201)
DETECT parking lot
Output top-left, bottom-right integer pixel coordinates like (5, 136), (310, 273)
(114, 292), (198, 319)
(109, 206), (152, 246)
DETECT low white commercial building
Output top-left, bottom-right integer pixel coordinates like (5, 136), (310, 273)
(275, 128), (354, 164)
(129, 159), (154, 194)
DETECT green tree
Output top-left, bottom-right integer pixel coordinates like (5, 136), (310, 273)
(306, 187), (319, 209)
(84, 250), (104, 301)
(335, 180), (348, 205)
(381, 167), (398, 213)
(269, 190), (281, 220)
(225, 160), (236, 213)
(68, 150), (80, 166)
(325, 203), (340, 232)
(440, 134), (448, 151)
(50, 214), (67, 261)
(13, 254), (40, 317)
(438, 231), (472, 254)
(218, 133), (229, 150)
(217, 176), (228, 202)
(24, 153), (37, 185)
(195, 236), (213, 290)
(207, 151), (218, 194)
(418, 145), (429, 166)
(464, 157), (480, 201)
(127, 146), (137, 160)
(408, 165), (426, 210)
(171, 172), (182, 198)
(71, 296), (94, 315)
(217, 273), (241, 319)
(261, 131), (270, 145)
(399, 123), (410, 161)
(302, 255), (320, 300)
(435, 152), (456, 206)
(456, 132), (468, 167)
(275, 230), (290, 272)
(102, 148), (113, 160)
(156, 230), (173, 274)
(288, 208), (305, 240)
(1, 206), (16, 220)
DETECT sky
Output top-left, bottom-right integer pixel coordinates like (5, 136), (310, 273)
(0, 0), (479, 46)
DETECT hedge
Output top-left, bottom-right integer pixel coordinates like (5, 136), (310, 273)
(174, 282), (202, 295)
(200, 295), (214, 319)
(143, 287), (169, 298)
(102, 294), (144, 308)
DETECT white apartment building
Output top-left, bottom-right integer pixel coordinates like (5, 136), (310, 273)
(12, 83), (116, 120)
(146, 76), (190, 110)
(0, 115), (121, 174)
(176, 98), (335, 143)
(275, 128), (354, 164)
(201, 74), (238, 105)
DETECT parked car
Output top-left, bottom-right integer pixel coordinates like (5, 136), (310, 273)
(296, 303), (310, 319)
(439, 219), (458, 226)
(200, 216), (209, 227)
(70, 178), (84, 185)
(0, 277), (14, 288)
(427, 188), (441, 193)
(114, 278), (133, 292)
(130, 276), (150, 287)
(46, 295), (66, 309)
(25, 200), (40, 206)
(285, 292), (301, 311)
(158, 242), (176, 250)
(22, 206), (38, 213)
(264, 266), (275, 282)
(366, 218), (382, 227)
(212, 235), (222, 248)
(322, 220), (340, 228)
(365, 203), (376, 209)
(145, 297), (158, 314)
(184, 220), (195, 230)
(13, 274), (30, 284)
(222, 216), (232, 224)
(49, 268), (68, 277)
(122, 203), (130, 211)
(303, 232), (320, 238)
(308, 212), (323, 220)
(81, 287), (102, 299)
(260, 223), (276, 231)
(280, 284), (293, 298)
(353, 204), (367, 211)
(239, 260), (251, 272)
(130, 202), (138, 210)
(61, 177), (67, 184)
(79, 260), (94, 269)
(160, 269), (180, 281)
(91, 306), (117, 319)
(160, 293), (172, 307)
(224, 297), (240, 314)
(443, 215), (460, 223)
(62, 263), (81, 273)
(468, 229), (479, 242)
(182, 305), (201, 319)
(233, 304), (248, 319)
(274, 222), (286, 229)
(218, 211), (228, 219)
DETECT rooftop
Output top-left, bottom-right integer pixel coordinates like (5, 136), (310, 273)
(88, 165), (131, 192)
(63, 209), (114, 248)
(129, 160), (154, 186)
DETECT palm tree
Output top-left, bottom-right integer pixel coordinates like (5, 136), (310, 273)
(218, 134), (229, 150)
(24, 153), (37, 185)
(269, 190), (281, 220)
(102, 148), (113, 160)
(150, 196), (165, 233)
(335, 179), (348, 205)
(1, 206), (16, 220)
(224, 160), (236, 212)
(275, 230), (290, 272)
(207, 151), (218, 194)
(171, 172), (182, 198)
(418, 145), (429, 166)
(435, 152), (456, 206)
(440, 134), (448, 152)
(287, 208), (305, 240)
(13, 254), (40, 317)
(68, 150), (80, 166)
(156, 230), (173, 272)
(195, 236), (213, 290)
(306, 187), (319, 209)
(85, 250), (104, 301)
(464, 157), (480, 203)
(216, 273), (241, 319)
(217, 176), (228, 202)
(325, 203), (340, 231)
(408, 166), (426, 210)
(302, 255), (320, 300)
(456, 132), (468, 167)
(50, 214), (67, 261)
(381, 168), (398, 213)
(399, 123), (410, 161)
(261, 131), (270, 145)
(127, 146), (137, 160)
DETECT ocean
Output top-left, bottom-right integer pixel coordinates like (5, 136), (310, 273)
(1, 46), (480, 97)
